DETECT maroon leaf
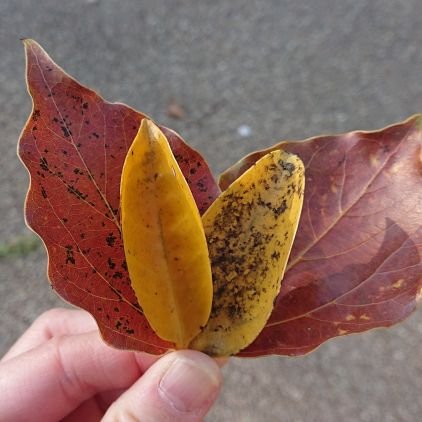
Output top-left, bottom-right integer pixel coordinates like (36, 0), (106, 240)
(18, 40), (218, 354)
(162, 127), (221, 214)
(219, 116), (422, 356)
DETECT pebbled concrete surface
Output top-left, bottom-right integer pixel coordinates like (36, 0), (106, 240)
(1, 1), (421, 421)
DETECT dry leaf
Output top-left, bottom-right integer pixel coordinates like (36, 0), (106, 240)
(190, 150), (304, 356)
(166, 100), (186, 119)
(121, 120), (213, 348)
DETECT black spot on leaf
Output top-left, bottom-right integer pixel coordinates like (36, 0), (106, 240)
(32, 109), (41, 121)
(278, 160), (296, 177)
(61, 126), (71, 138)
(106, 233), (116, 247)
(108, 257), (116, 269)
(65, 245), (75, 265)
(40, 157), (49, 171)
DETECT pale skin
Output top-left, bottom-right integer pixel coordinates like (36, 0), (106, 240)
(0, 308), (223, 422)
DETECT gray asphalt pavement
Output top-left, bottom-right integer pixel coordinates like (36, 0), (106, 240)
(1, 1), (422, 421)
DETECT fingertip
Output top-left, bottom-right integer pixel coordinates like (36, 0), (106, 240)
(158, 350), (222, 413)
(104, 350), (222, 422)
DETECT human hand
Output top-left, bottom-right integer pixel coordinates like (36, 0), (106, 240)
(0, 308), (223, 421)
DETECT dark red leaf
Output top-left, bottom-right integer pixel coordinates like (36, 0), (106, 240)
(18, 40), (218, 354)
(219, 116), (422, 356)
(161, 127), (221, 214)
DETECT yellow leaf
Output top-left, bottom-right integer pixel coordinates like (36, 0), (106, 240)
(121, 120), (213, 348)
(190, 150), (305, 356)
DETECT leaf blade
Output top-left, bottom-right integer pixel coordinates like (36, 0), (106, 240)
(191, 150), (305, 356)
(121, 120), (213, 348)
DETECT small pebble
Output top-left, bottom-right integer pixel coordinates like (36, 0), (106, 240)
(237, 124), (252, 138)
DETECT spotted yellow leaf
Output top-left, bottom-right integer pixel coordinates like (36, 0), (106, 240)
(121, 119), (213, 348)
(190, 150), (305, 356)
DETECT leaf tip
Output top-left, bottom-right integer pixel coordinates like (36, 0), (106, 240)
(141, 118), (161, 142)
(21, 39), (51, 65)
(416, 286), (422, 303)
(413, 114), (422, 130)
(21, 38), (37, 49)
(21, 39), (46, 67)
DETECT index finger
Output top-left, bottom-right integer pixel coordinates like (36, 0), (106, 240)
(0, 330), (159, 421)
(1, 308), (97, 362)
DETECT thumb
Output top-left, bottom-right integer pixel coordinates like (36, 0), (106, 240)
(103, 350), (222, 422)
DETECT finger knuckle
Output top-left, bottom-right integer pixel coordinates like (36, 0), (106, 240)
(34, 308), (69, 327)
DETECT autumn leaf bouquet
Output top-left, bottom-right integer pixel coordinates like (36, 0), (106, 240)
(18, 40), (422, 357)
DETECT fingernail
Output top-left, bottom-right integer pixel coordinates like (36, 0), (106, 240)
(159, 355), (221, 412)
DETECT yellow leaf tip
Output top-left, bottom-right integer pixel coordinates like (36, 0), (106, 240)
(140, 118), (161, 141)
